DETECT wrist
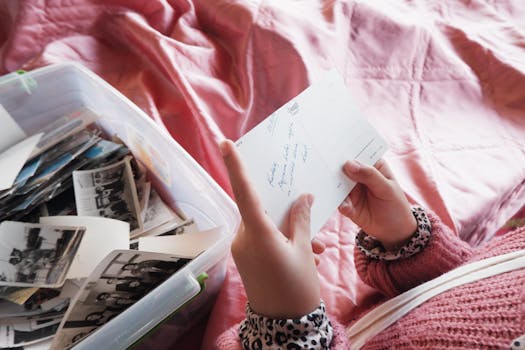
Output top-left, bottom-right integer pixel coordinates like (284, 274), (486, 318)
(248, 291), (321, 319)
(356, 206), (432, 261)
(381, 235), (413, 252)
(381, 213), (417, 251)
(242, 267), (321, 319)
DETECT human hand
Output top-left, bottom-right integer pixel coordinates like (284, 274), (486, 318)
(220, 140), (321, 319)
(339, 159), (416, 251)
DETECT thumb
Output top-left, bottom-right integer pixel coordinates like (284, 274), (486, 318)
(343, 160), (391, 198)
(288, 194), (314, 243)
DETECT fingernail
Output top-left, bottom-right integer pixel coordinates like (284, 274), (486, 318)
(339, 202), (353, 215)
(345, 160), (360, 173)
(305, 194), (314, 208)
(219, 140), (230, 157)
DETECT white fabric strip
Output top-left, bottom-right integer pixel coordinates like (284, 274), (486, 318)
(347, 249), (525, 350)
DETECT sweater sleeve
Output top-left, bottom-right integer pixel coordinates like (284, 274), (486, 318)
(354, 209), (473, 297)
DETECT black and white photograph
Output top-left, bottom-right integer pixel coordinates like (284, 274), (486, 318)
(142, 189), (172, 229)
(0, 293), (68, 321)
(73, 156), (143, 233)
(0, 312), (65, 348)
(51, 250), (191, 350)
(132, 188), (188, 240)
(137, 179), (151, 220)
(0, 221), (85, 288)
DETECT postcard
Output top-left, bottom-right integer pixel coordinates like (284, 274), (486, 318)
(235, 71), (388, 236)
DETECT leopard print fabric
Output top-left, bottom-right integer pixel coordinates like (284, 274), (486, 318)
(356, 205), (432, 261)
(239, 301), (333, 350)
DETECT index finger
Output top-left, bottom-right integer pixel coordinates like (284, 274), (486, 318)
(220, 140), (269, 229)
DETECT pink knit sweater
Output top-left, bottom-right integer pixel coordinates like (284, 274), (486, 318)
(216, 212), (525, 349)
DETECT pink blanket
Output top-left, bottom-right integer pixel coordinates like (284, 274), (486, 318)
(2, 1), (525, 348)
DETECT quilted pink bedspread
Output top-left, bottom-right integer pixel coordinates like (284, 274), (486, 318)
(2, 1), (525, 349)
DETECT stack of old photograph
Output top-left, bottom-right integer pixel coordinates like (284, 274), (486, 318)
(0, 107), (223, 349)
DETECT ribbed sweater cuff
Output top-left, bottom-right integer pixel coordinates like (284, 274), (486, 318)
(354, 209), (473, 297)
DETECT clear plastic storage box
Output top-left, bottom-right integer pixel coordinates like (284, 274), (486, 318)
(0, 63), (239, 349)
